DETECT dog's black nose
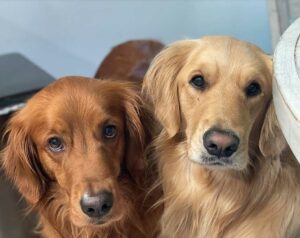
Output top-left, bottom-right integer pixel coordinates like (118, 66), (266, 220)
(80, 191), (113, 219)
(203, 128), (240, 158)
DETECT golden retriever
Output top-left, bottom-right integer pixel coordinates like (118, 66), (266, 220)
(1, 77), (154, 238)
(142, 36), (300, 238)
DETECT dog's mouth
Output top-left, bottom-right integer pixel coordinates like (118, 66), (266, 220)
(87, 212), (123, 228)
(88, 216), (110, 226)
(194, 155), (233, 168)
(76, 213), (120, 228)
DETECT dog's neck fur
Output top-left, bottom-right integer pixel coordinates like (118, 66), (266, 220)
(155, 133), (300, 238)
(34, 184), (145, 238)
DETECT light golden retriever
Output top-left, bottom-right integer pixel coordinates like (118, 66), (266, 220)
(142, 36), (300, 238)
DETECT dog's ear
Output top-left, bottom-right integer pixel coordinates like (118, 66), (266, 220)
(1, 110), (47, 205)
(142, 40), (196, 137)
(121, 84), (148, 184)
(258, 53), (286, 158)
(259, 100), (287, 158)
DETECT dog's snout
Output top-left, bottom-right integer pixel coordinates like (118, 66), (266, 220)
(80, 191), (113, 219)
(203, 129), (240, 158)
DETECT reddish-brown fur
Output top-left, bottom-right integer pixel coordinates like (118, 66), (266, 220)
(1, 77), (155, 238)
(95, 39), (164, 83)
(94, 39), (165, 237)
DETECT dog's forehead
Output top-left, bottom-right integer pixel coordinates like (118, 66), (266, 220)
(33, 80), (124, 129)
(55, 92), (122, 121)
(194, 37), (265, 67)
(182, 37), (269, 83)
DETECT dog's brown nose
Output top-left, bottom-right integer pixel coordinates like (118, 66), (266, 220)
(203, 129), (239, 158)
(80, 191), (113, 219)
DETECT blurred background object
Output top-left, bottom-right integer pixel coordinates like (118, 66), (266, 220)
(268, 0), (300, 48)
(273, 17), (300, 162)
(0, 53), (54, 117)
(0, 53), (54, 238)
(95, 39), (164, 83)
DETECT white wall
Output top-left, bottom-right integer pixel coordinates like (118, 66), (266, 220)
(0, 0), (272, 78)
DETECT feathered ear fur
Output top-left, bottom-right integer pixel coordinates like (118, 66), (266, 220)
(258, 54), (287, 158)
(259, 100), (287, 158)
(142, 40), (196, 137)
(1, 110), (48, 205)
(119, 83), (149, 184)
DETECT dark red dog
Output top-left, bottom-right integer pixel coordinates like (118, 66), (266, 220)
(1, 77), (155, 238)
(1, 39), (164, 238)
(95, 39), (164, 83)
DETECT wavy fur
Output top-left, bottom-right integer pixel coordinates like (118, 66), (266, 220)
(143, 36), (300, 238)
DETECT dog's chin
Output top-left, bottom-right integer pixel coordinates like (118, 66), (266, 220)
(190, 153), (246, 171)
(71, 211), (123, 229)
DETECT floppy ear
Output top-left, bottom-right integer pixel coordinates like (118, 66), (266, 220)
(142, 40), (196, 137)
(121, 84), (148, 184)
(259, 100), (287, 158)
(1, 111), (48, 205)
(257, 53), (286, 158)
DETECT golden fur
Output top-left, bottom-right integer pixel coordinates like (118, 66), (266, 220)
(1, 77), (155, 238)
(143, 36), (300, 238)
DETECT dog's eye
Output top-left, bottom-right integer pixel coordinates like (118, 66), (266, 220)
(245, 81), (261, 97)
(48, 137), (64, 152)
(190, 75), (206, 90)
(103, 125), (117, 139)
